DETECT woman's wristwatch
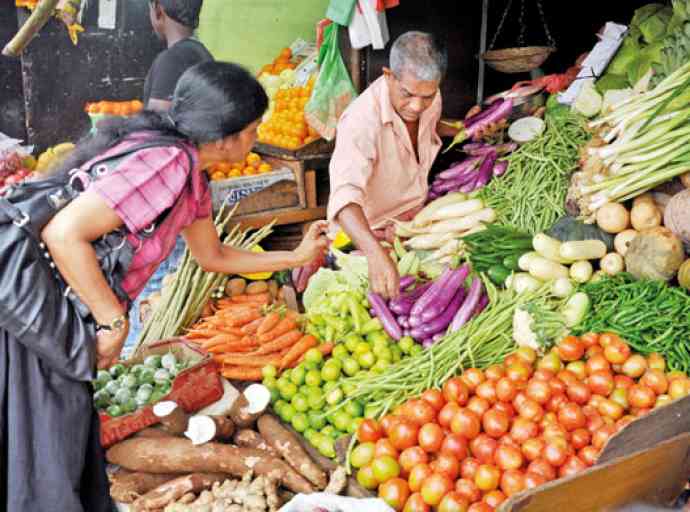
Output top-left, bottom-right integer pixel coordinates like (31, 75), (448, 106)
(96, 314), (128, 333)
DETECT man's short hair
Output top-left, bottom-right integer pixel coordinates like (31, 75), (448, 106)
(154, 0), (203, 29)
(390, 31), (448, 82)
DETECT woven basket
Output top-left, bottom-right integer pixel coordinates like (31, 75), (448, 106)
(482, 46), (555, 74)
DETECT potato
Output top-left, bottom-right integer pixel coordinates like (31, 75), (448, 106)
(246, 281), (269, 295)
(225, 278), (247, 297)
(596, 203), (630, 234)
(630, 201), (661, 231)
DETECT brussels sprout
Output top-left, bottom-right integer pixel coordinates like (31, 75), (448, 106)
(121, 374), (138, 389)
(144, 355), (162, 369)
(104, 380), (120, 396)
(129, 364), (146, 377)
(109, 363), (126, 378)
(153, 369), (171, 386)
(122, 398), (138, 414)
(114, 388), (132, 405)
(137, 368), (155, 386)
(161, 353), (177, 371)
(148, 390), (165, 405)
(106, 404), (124, 417)
(93, 390), (110, 409)
(156, 381), (172, 397)
(96, 370), (113, 385)
(135, 386), (153, 405)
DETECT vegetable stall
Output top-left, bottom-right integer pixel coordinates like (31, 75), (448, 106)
(3, 1), (690, 512)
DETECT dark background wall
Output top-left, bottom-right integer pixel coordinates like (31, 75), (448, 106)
(0, 2), (26, 140)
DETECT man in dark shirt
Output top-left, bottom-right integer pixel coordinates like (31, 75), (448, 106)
(144, 0), (213, 111)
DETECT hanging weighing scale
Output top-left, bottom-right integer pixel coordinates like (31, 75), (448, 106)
(482, 0), (556, 74)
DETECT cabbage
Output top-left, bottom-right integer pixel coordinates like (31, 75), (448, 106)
(633, 4), (673, 43)
(572, 80), (602, 118)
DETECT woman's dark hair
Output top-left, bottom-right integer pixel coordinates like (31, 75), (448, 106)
(53, 61), (268, 176)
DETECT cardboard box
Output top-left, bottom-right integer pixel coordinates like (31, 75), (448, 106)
(99, 339), (223, 448)
(210, 167), (296, 213)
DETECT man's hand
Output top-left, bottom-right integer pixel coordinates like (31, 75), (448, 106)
(96, 322), (129, 370)
(369, 245), (400, 300)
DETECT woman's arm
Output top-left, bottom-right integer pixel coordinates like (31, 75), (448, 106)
(182, 217), (329, 274)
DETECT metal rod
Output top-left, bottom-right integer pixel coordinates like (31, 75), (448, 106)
(477, 0), (489, 105)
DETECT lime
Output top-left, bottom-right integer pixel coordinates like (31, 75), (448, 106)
(366, 331), (389, 346)
(357, 352), (376, 369)
(291, 413), (309, 433)
(291, 393), (309, 413)
(364, 404), (379, 419)
(269, 387), (280, 403)
(326, 387), (344, 406)
(280, 403), (296, 423)
(344, 333), (364, 353)
(321, 425), (336, 438)
(305, 369), (322, 388)
(109, 363), (126, 379)
(303, 428), (318, 443)
(342, 382), (358, 397)
(332, 344), (349, 360)
(279, 381), (298, 401)
(342, 357), (360, 376)
(262, 376), (278, 390)
(273, 400), (288, 416)
(345, 400), (364, 418)
(276, 377), (290, 391)
(399, 336), (415, 354)
(329, 429), (344, 440)
(333, 411), (352, 432)
(281, 369), (293, 382)
(303, 361), (320, 372)
(106, 404), (123, 417)
(290, 366), (306, 386)
(308, 410), (326, 430)
(321, 364), (341, 382)
(354, 342), (371, 355)
(391, 345), (404, 362)
(262, 365), (277, 379)
(374, 346), (393, 362)
(144, 355), (162, 369)
(304, 348), (324, 365)
(349, 417), (364, 434)
(323, 381), (338, 394)
(410, 344), (424, 357)
(372, 360), (390, 374)
(307, 388), (325, 410)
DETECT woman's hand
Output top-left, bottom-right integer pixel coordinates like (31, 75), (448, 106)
(96, 321), (129, 370)
(293, 220), (330, 266)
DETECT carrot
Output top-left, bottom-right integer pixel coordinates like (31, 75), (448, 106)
(280, 335), (318, 370)
(221, 366), (263, 381)
(241, 317), (265, 335)
(231, 293), (271, 304)
(255, 330), (302, 355)
(257, 317), (298, 343)
(257, 311), (281, 337)
(216, 326), (247, 337)
(222, 353), (282, 367)
(206, 340), (258, 354)
(224, 308), (262, 328)
(213, 355), (229, 365)
(186, 328), (226, 339)
(201, 334), (240, 350)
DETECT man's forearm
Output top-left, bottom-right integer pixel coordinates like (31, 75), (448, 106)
(336, 204), (382, 254)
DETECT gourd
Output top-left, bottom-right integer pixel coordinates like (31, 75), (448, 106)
(678, 259), (690, 290)
(624, 227), (685, 282)
(547, 216), (615, 251)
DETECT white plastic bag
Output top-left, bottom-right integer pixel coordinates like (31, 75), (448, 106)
(348, 4), (372, 49)
(359, 0), (389, 50)
(279, 493), (395, 512)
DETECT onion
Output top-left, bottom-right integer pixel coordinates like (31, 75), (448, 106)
(600, 253), (625, 275)
(569, 260), (593, 283)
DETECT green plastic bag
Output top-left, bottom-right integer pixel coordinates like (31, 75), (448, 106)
(326, 0), (357, 26)
(305, 24), (357, 141)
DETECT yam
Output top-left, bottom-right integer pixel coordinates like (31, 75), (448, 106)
(136, 427), (175, 439)
(233, 428), (278, 456)
(132, 473), (225, 511)
(246, 281), (269, 295)
(229, 384), (271, 428)
(226, 278), (247, 297)
(267, 280), (279, 300)
(106, 437), (315, 494)
(664, 189), (690, 246)
(324, 467), (348, 495)
(624, 227), (685, 281)
(153, 401), (189, 436)
(257, 414), (327, 490)
(110, 470), (179, 504)
(184, 415), (235, 445)
(197, 378), (241, 417)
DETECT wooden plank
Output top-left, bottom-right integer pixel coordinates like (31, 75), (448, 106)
(305, 169), (318, 208)
(229, 206), (327, 230)
(499, 433), (690, 512)
(598, 395), (690, 464)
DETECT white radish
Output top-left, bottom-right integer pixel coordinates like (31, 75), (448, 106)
(511, 273), (542, 294)
(404, 232), (456, 250)
(428, 208), (496, 233)
(570, 260), (593, 283)
(551, 277), (574, 298)
(422, 199), (484, 224)
(518, 251), (540, 271)
(528, 256), (569, 281)
(394, 220), (428, 238)
(532, 233), (572, 264)
(413, 192), (467, 227)
(559, 240), (607, 261)
(600, 252), (625, 275)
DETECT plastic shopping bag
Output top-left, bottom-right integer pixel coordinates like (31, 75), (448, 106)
(279, 493), (395, 512)
(305, 24), (358, 141)
(326, 0), (357, 26)
(359, 0), (389, 50)
(348, 3), (372, 50)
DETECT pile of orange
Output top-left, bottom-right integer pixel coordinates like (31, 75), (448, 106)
(257, 78), (320, 150)
(259, 47), (297, 76)
(86, 100), (144, 117)
(208, 152), (273, 182)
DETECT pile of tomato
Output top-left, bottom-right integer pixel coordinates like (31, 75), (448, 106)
(351, 333), (690, 511)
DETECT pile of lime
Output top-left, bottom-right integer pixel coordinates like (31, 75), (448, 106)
(92, 353), (188, 417)
(261, 330), (420, 458)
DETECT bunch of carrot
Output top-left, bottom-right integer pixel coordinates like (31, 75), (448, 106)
(186, 297), (332, 381)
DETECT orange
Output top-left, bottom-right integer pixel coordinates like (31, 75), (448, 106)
(258, 163), (272, 174)
(211, 171), (226, 181)
(243, 166), (258, 176)
(131, 100), (143, 112)
(228, 169), (242, 178)
(245, 152), (261, 166)
(279, 47), (292, 60)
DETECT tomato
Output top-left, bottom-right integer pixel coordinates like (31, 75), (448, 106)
(558, 336), (585, 362)
(546, 393), (569, 414)
(567, 381), (592, 405)
(559, 455), (587, 478)
(522, 438), (545, 461)
(357, 464), (379, 489)
(599, 332), (622, 348)
(451, 409), (481, 439)
(505, 362), (532, 383)
(408, 463), (433, 492)
(558, 403), (586, 431)
(588, 371), (615, 397)
(669, 378), (690, 400)
(351, 442), (376, 468)
(390, 420), (420, 451)
(524, 471), (548, 489)
(526, 379), (552, 405)
(403, 492), (430, 512)
(452, 479), (479, 503)
(493, 401), (516, 419)
(358, 419), (384, 443)
(441, 433), (469, 460)
(483, 409), (510, 438)
(586, 345), (604, 359)
(570, 428), (591, 450)
(543, 441), (568, 467)
(513, 391), (529, 410)
(437, 491), (470, 512)
(628, 384), (656, 409)
(527, 458), (556, 481)
(591, 425), (616, 450)
(510, 418), (538, 444)
(372, 455), (401, 483)
(504, 354), (522, 368)
(474, 464), (501, 492)
(621, 354), (647, 379)
(470, 434), (498, 464)
(614, 375), (635, 390)
(476, 380), (498, 404)
(586, 355), (611, 375)
(400, 446), (429, 473)
(603, 340), (631, 365)
(641, 369), (669, 396)
(443, 378), (470, 405)
(580, 332), (600, 348)
(518, 398), (544, 422)
(483, 490), (506, 508)
(647, 352), (666, 372)
(438, 402), (462, 429)
(468, 503), (494, 512)
(432, 451), (461, 480)
(380, 477), (411, 511)
(494, 443), (524, 471)
(566, 361), (588, 381)
(421, 389), (446, 412)
(533, 369), (556, 381)
(406, 399), (437, 426)
(598, 398), (624, 421)
(418, 423), (444, 453)
(549, 377), (567, 396)
(382, 415), (401, 435)
(578, 446), (599, 467)
(516, 346), (538, 365)
(420, 473), (453, 506)
(635, 407), (652, 417)
(496, 377), (518, 402)
(587, 413), (606, 434)
(460, 368), (486, 392)
(375, 438), (400, 459)
(467, 396), (491, 417)
(485, 364), (505, 381)
(538, 352), (563, 373)
(500, 469), (526, 497)
(460, 457), (481, 480)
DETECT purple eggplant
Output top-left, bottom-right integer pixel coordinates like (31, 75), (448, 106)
(462, 142), (489, 152)
(370, 309), (376, 316)
(399, 275), (416, 291)
(493, 160), (509, 177)
(414, 286), (466, 337)
(403, 329), (412, 337)
(433, 333), (444, 342)
(407, 281), (433, 301)
(420, 264), (470, 322)
(445, 99), (514, 153)
(410, 267), (454, 318)
(473, 152), (497, 190)
(473, 294), (489, 317)
(422, 339), (435, 349)
(459, 174), (480, 193)
(389, 297), (414, 316)
(466, 142), (517, 157)
(368, 291), (402, 340)
(397, 316), (410, 329)
(464, 99), (504, 129)
(434, 174), (476, 193)
(409, 315), (422, 328)
(438, 157), (482, 180)
(427, 190), (440, 201)
(449, 277), (483, 332)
